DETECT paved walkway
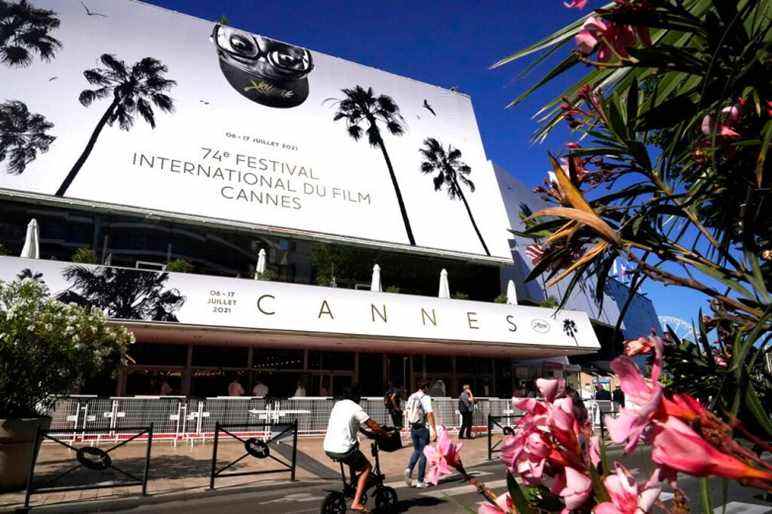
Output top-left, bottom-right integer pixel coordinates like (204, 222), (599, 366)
(0, 431), (493, 512)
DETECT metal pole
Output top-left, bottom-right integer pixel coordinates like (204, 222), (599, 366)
(209, 422), (220, 489)
(23, 424), (42, 508)
(142, 424), (154, 496)
(290, 420), (298, 481)
(487, 415), (492, 461)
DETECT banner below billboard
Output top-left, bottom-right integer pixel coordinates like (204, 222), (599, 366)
(0, 257), (600, 351)
(0, 0), (513, 261)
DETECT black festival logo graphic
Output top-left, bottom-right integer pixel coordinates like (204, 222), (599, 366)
(531, 319), (551, 334)
(563, 319), (578, 338)
(212, 24), (313, 108)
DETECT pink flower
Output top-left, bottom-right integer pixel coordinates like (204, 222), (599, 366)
(536, 377), (565, 402)
(575, 16), (637, 61)
(623, 334), (661, 357)
(701, 105), (742, 139)
(564, 0), (588, 8)
(589, 436), (601, 468)
(593, 464), (660, 514)
(423, 425), (462, 485)
(478, 492), (514, 514)
(652, 417), (772, 484)
(605, 350), (664, 452)
(559, 467), (592, 512)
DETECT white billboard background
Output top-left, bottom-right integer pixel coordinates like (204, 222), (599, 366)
(0, 0), (512, 260)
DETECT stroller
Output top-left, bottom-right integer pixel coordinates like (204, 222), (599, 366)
(321, 426), (402, 513)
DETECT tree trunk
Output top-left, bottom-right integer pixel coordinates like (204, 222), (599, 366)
(55, 98), (119, 197)
(455, 178), (491, 256)
(375, 132), (416, 246)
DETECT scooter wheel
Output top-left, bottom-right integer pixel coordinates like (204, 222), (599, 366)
(374, 486), (398, 513)
(321, 491), (347, 513)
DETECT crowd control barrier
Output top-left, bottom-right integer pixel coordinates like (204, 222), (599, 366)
(24, 424), (153, 508)
(209, 420), (298, 489)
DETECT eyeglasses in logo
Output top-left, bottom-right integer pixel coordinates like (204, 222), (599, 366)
(531, 319), (551, 333)
(212, 25), (313, 108)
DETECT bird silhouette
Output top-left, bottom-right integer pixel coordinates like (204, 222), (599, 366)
(80, 1), (107, 17)
(199, 100), (210, 105)
(422, 99), (437, 116)
(48, 76), (58, 81)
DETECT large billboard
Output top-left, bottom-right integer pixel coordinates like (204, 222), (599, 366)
(0, 0), (512, 261)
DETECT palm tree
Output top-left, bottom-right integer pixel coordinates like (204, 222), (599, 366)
(0, 0), (61, 67)
(55, 54), (176, 197)
(58, 265), (185, 321)
(17, 268), (44, 283)
(328, 86), (415, 245)
(0, 100), (55, 174)
(419, 137), (491, 256)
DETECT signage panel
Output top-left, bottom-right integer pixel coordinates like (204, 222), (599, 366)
(0, 257), (600, 351)
(0, 0), (512, 260)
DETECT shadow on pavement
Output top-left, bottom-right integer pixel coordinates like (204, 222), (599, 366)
(396, 496), (446, 512)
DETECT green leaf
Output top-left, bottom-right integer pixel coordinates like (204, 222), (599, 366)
(691, 262), (756, 301)
(744, 383), (772, 437)
(507, 472), (534, 514)
(756, 119), (772, 187)
(589, 465), (610, 503)
(699, 477), (713, 514)
(625, 78), (639, 135)
(506, 53), (580, 109)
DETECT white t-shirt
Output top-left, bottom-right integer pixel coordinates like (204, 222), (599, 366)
(323, 399), (370, 454)
(252, 383), (268, 397)
(406, 391), (433, 424)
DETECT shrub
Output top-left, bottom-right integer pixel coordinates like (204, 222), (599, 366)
(166, 258), (193, 273)
(494, 293), (507, 303)
(0, 278), (133, 417)
(71, 247), (97, 264)
(385, 285), (401, 293)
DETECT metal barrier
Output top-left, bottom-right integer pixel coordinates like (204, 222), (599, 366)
(209, 420), (298, 489)
(45, 396), (516, 442)
(487, 414), (521, 461)
(24, 424), (153, 508)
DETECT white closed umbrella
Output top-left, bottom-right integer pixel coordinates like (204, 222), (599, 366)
(506, 279), (518, 305)
(438, 268), (450, 298)
(254, 248), (266, 279)
(20, 218), (39, 259)
(370, 264), (382, 292)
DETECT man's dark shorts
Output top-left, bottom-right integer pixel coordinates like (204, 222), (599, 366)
(325, 446), (370, 471)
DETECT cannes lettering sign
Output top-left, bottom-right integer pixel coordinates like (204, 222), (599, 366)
(0, 258), (600, 351)
(0, 0), (513, 261)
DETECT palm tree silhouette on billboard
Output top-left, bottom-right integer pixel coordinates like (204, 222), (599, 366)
(327, 86), (416, 246)
(0, 100), (55, 174)
(0, 0), (61, 67)
(55, 54), (176, 197)
(419, 137), (490, 256)
(58, 265), (184, 322)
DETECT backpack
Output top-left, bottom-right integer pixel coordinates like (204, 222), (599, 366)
(405, 392), (425, 425)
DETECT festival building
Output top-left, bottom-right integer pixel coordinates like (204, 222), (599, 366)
(0, 0), (660, 401)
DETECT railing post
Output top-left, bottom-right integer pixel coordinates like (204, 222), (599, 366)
(142, 423), (154, 495)
(290, 419), (298, 481)
(487, 414), (492, 461)
(23, 423), (42, 508)
(209, 422), (220, 489)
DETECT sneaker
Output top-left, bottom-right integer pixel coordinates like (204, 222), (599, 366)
(404, 468), (412, 488)
(415, 481), (429, 489)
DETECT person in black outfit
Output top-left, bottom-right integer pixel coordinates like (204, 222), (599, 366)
(612, 386), (625, 410)
(594, 384), (611, 401)
(384, 384), (403, 428)
(458, 384), (474, 439)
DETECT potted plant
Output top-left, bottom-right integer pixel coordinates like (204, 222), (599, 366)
(0, 278), (133, 491)
(165, 258), (193, 273)
(71, 247), (97, 264)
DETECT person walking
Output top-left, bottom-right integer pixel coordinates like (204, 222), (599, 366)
(458, 384), (475, 439)
(404, 380), (437, 489)
(384, 383), (403, 429)
(252, 379), (268, 397)
(594, 384), (611, 401)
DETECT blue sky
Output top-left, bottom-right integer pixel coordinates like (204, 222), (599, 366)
(145, 0), (705, 327)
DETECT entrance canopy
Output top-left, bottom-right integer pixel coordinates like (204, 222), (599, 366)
(0, 256), (600, 356)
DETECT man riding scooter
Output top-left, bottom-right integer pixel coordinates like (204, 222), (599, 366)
(323, 385), (385, 512)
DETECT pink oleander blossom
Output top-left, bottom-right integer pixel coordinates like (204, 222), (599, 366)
(575, 16), (638, 62)
(652, 417), (772, 485)
(564, 0), (588, 8)
(537, 377), (565, 402)
(701, 105), (742, 139)
(478, 492), (514, 514)
(559, 466), (593, 512)
(423, 425), (462, 485)
(593, 464), (660, 514)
